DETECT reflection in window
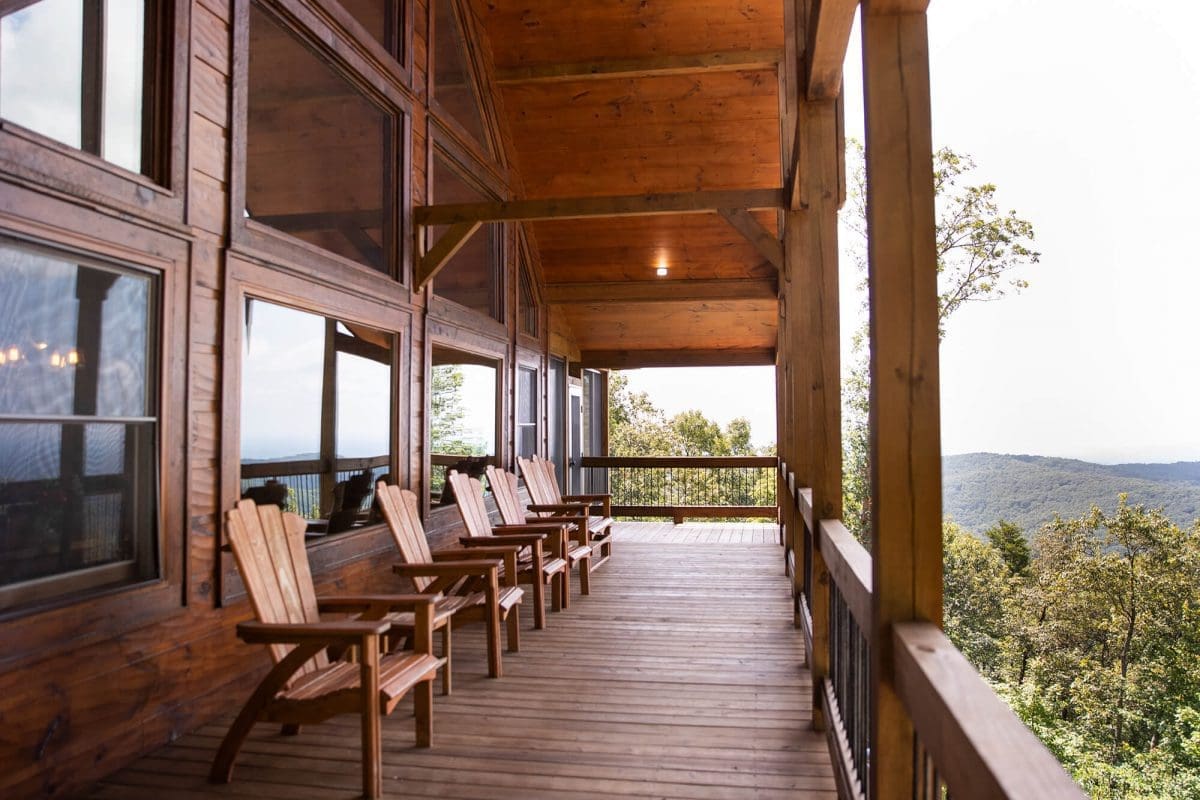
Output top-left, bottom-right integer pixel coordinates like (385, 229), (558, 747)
(548, 357), (566, 486)
(431, 153), (501, 319)
(431, 346), (496, 503)
(239, 300), (393, 536)
(517, 366), (537, 460)
(432, 0), (492, 156)
(245, 3), (395, 274)
(0, 0), (154, 176)
(340, 0), (404, 59)
(518, 261), (538, 338)
(0, 240), (159, 610)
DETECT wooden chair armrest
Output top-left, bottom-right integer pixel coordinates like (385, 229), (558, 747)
(236, 619), (389, 645)
(317, 594), (443, 614)
(526, 503), (588, 515)
(393, 560), (500, 578)
(447, 541), (525, 554)
(562, 493), (610, 503)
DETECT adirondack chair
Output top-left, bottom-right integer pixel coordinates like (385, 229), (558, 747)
(486, 464), (595, 604)
(519, 454), (615, 569)
(213, 499), (441, 799)
(445, 469), (573, 624)
(376, 482), (524, 690)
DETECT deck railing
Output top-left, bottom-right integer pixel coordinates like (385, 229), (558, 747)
(783, 464), (1085, 800)
(581, 456), (777, 523)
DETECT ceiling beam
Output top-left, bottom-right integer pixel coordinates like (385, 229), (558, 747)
(415, 188), (786, 227)
(545, 278), (778, 305)
(496, 49), (784, 85)
(581, 348), (776, 369)
(415, 221), (481, 289)
(718, 208), (784, 272)
(807, 0), (859, 100)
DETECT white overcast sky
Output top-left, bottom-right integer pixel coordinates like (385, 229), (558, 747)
(622, 0), (1200, 465)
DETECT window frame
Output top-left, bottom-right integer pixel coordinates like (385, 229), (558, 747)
(229, 0), (414, 297)
(219, 252), (413, 605)
(0, 183), (187, 668)
(0, 0), (190, 223)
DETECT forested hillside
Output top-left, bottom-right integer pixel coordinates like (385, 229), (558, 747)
(944, 453), (1200, 534)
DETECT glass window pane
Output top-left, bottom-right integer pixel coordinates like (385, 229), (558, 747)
(239, 299), (393, 535)
(339, 0), (395, 53)
(517, 366), (536, 459)
(548, 357), (565, 482)
(102, 0), (145, 173)
(519, 263), (537, 337)
(0, 245), (152, 418)
(246, 3), (394, 274)
(432, 0), (492, 156)
(430, 348), (496, 503)
(431, 154), (500, 319)
(0, 0), (83, 150)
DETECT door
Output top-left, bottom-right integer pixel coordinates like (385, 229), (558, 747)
(568, 385), (582, 493)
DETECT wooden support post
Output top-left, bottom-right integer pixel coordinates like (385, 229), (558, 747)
(862, 5), (943, 800)
(797, 95), (843, 734)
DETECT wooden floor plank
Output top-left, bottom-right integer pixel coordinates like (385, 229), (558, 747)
(88, 522), (833, 799)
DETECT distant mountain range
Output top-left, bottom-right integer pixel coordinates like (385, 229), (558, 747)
(944, 453), (1200, 535)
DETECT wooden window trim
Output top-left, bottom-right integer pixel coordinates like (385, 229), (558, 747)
(0, 0), (189, 228)
(309, 0), (415, 89)
(513, 348), (543, 466)
(0, 185), (188, 669)
(515, 228), (543, 348)
(425, 0), (507, 177)
(228, 0), (414, 298)
(218, 253), (413, 605)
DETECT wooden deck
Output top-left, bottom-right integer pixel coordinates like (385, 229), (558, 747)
(87, 522), (834, 799)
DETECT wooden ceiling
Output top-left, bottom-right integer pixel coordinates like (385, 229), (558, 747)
(470, 0), (785, 366)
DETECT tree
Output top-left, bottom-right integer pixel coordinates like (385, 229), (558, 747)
(985, 519), (1031, 576)
(943, 520), (1011, 677)
(841, 141), (1040, 543)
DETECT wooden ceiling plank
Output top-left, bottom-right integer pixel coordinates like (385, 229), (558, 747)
(581, 348), (776, 369)
(415, 220), (482, 289)
(415, 188), (786, 226)
(718, 208), (785, 272)
(496, 48), (784, 85)
(807, 0), (859, 100)
(545, 277), (777, 305)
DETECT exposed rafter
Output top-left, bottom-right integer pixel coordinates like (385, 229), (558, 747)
(545, 278), (778, 305)
(581, 348), (776, 369)
(718, 208), (784, 272)
(414, 188), (786, 226)
(496, 49), (784, 85)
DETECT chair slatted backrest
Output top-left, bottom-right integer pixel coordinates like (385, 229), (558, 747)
(225, 499), (328, 675)
(518, 456), (558, 510)
(485, 465), (525, 527)
(375, 483), (436, 592)
(446, 470), (494, 538)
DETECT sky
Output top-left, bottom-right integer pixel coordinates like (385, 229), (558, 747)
(624, 0), (1200, 466)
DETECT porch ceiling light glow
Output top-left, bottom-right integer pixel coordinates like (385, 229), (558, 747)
(655, 255), (668, 277)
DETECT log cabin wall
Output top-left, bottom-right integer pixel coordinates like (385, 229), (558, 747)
(0, 2), (563, 797)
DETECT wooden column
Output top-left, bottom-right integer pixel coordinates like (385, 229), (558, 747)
(862, 4), (943, 798)
(795, 94), (843, 733)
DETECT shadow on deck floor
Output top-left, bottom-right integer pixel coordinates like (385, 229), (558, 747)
(88, 522), (834, 799)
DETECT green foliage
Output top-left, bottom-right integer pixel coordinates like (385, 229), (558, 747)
(949, 498), (1200, 797)
(430, 364), (487, 457)
(985, 518), (1031, 576)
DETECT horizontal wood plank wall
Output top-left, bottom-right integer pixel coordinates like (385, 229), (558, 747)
(0, 1), (554, 797)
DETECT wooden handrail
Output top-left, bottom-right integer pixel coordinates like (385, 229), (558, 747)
(581, 455), (778, 468)
(240, 455), (389, 480)
(819, 519), (872, 632)
(797, 487), (813, 530)
(893, 622), (1087, 800)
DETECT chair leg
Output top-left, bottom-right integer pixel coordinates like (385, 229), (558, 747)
(506, 603), (521, 653)
(579, 556), (592, 595)
(486, 597), (502, 678)
(561, 566), (571, 610)
(532, 569), (546, 630)
(441, 624), (452, 696)
(360, 646), (383, 800)
(280, 723), (301, 736)
(551, 570), (563, 612)
(414, 678), (433, 749)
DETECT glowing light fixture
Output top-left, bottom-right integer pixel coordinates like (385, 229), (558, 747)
(6, 346), (19, 361)
(67, 349), (80, 366)
(655, 254), (669, 277)
(34, 342), (47, 350)
(50, 352), (62, 367)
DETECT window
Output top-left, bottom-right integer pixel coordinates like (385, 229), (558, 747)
(245, 2), (396, 275)
(518, 261), (538, 338)
(516, 365), (537, 460)
(548, 357), (566, 486)
(582, 369), (606, 493)
(0, 239), (159, 611)
(432, 0), (492, 157)
(340, 0), (405, 60)
(431, 153), (502, 320)
(0, 0), (163, 177)
(430, 346), (497, 503)
(239, 299), (393, 537)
